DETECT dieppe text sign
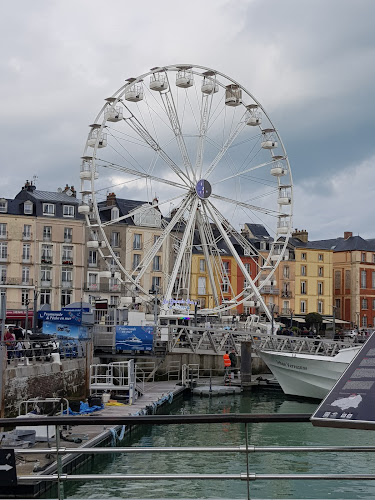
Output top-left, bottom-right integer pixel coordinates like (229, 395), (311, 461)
(115, 325), (154, 351)
(311, 333), (375, 430)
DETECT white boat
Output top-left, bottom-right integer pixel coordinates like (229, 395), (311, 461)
(257, 338), (361, 400)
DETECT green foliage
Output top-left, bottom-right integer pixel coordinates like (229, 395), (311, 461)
(305, 312), (323, 327)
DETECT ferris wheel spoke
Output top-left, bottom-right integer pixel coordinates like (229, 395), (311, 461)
(161, 197), (199, 312)
(195, 92), (215, 180)
(205, 200), (272, 321)
(213, 159), (276, 185)
(132, 194), (195, 283)
(122, 108), (191, 186)
(210, 193), (281, 217)
(97, 159), (188, 192)
(204, 112), (247, 179)
(160, 77), (193, 181)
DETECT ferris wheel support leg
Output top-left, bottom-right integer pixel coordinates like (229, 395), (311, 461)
(206, 202), (272, 322)
(161, 197), (200, 314)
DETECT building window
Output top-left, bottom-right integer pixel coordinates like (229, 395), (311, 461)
(152, 276), (161, 291)
(318, 300), (323, 314)
(363, 316), (368, 327)
(43, 226), (52, 241)
(61, 290), (72, 307)
(283, 266), (289, 279)
(41, 244), (53, 264)
(133, 233), (141, 250)
(223, 261), (230, 273)
(63, 205), (75, 217)
(40, 289), (51, 305)
(318, 267), (323, 277)
(110, 295), (119, 306)
(23, 224), (32, 240)
(88, 273), (98, 290)
(373, 254), (375, 263)
(0, 199), (7, 213)
(0, 223), (7, 239)
(222, 277), (229, 293)
(22, 244), (31, 262)
(62, 267), (73, 284)
(345, 270), (351, 290)
(372, 299), (375, 310)
(301, 281), (307, 294)
(318, 254), (323, 261)
(110, 252), (120, 269)
(244, 263), (251, 289)
(111, 232), (120, 247)
(62, 245), (73, 264)
(88, 250), (97, 267)
(361, 270), (367, 288)
(200, 259), (206, 272)
(362, 298), (368, 310)
(361, 252), (366, 262)
(198, 276), (206, 295)
(22, 290), (29, 306)
(372, 271), (375, 289)
(41, 267), (51, 283)
(111, 207), (119, 220)
(64, 227), (73, 242)
(301, 253), (306, 261)
(0, 242), (7, 261)
(335, 299), (341, 310)
(133, 253), (141, 268)
(24, 201), (33, 214)
(301, 265), (306, 276)
(0, 265), (6, 284)
(153, 255), (161, 271)
(22, 266), (30, 285)
(43, 203), (55, 216)
(300, 300), (306, 313)
(317, 281), (323, 295)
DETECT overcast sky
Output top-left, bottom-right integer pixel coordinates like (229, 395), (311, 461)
(2, 0), (375, 241)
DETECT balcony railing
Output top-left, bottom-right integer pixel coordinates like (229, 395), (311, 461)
(261, 286), (279, 295)
(22, 232), (32, 240)
(83, 282), (125, 293)
(0, 277), (34, 286)
(40, 279), (52, 287)
(62, 259), (73, 265)
(281, 291), (292, 298)
(61, 280), (73, 288)
(88, 261), (98, 268)
(281, 308), (292, 315)
(0, 231), (8, 239)
(41, 256), (53, 264)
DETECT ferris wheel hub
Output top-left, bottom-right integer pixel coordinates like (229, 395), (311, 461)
(195, 179), (212, 199)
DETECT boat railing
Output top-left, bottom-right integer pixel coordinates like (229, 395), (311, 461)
(3, 413), (375, 500)
(252, 333), (360, 356)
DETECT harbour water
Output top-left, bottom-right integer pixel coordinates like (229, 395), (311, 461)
(61, 388), (375, 499)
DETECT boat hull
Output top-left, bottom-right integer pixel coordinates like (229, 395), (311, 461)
(259, 347), (360, 400)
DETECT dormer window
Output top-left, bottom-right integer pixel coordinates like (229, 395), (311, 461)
(63, 205), (75, 217)
(0, 199), (7, 213)
(24, 201), (33, 215)
(43, 203), (55, 216)
(111, 207), (119, 220)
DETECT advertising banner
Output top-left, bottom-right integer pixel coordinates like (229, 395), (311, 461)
(42, 321), (88, 339)
(38, 310), (82, 324)
(115, 325), (154, 351)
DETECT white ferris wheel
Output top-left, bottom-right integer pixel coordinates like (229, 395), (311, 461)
(79, 64), (293, 321)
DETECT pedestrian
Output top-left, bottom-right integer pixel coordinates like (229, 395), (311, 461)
(223, 350), (231, 383)
(229, 348), (237, 379)
(5, 328), (15, 361)
(14, 325), (24, 341)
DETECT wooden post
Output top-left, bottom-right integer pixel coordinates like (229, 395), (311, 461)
(241, 341), (252, 388)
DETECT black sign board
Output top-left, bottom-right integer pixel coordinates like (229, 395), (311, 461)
(0, 449), (17, 486)
(311, 333), (375, 430)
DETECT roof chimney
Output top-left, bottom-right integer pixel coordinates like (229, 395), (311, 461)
(292, 228), (308, 243)
(107, 192), (117, 207)
(23, 179), (36, 192)
(344, 231), (353, 240)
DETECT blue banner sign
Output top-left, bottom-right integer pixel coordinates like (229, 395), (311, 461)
(38, 310), (82, 324)
(115, 325), (154, 351)
(42, 321), (89, 339)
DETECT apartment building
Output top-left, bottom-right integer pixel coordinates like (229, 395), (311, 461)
(83, 193), (167, 310)
(332, 232), (375, 328)
(0, 181), (85, 324)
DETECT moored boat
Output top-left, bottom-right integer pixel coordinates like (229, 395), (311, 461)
(257, 337), (361, 400)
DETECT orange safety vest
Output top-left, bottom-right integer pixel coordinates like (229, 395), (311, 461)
(223, 353), (231, 367)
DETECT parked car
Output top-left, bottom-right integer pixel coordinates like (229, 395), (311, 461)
(344, 330), (358, 339)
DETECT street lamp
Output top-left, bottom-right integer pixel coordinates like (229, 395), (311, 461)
(289, 308), (293, 329)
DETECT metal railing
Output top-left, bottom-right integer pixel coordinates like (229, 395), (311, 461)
(3, 413), (375, 500)
(3, 339), (87, 365)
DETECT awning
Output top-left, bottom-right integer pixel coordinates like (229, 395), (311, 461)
(323, 319), (350, 324)
(292, 317), (305, 323)
(6, 310), (34, 320)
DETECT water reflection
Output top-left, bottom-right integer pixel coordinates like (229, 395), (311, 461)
(62, 389), (375, 499)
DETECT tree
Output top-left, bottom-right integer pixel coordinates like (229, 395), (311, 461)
(305, 312), (323, 334)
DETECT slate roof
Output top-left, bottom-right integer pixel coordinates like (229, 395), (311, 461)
(244, 223), (272, 239)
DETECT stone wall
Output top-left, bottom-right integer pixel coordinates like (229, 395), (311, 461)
(4, 358), (87, 417)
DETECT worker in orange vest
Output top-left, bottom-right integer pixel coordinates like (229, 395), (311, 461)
(223, 350), (231, 382)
